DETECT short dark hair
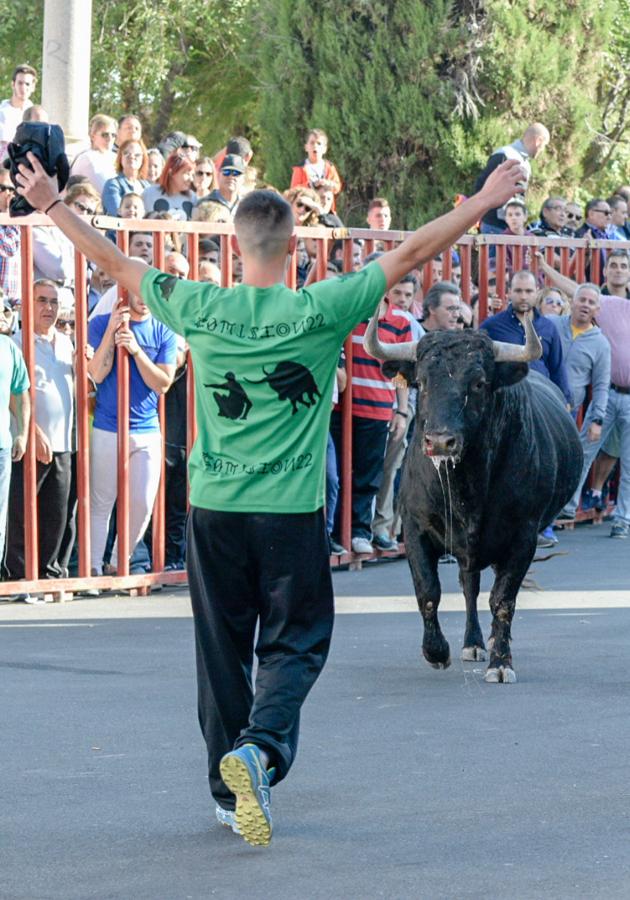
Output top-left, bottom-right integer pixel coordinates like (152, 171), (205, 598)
(234, 190), (294, 259)
(129, 231), (153, 243)
(586, 198), (606, 216)
(422, 280), (459, 319)
(226, 136), (252, 158)
(606, 248), (630, 264)
(368, 197), (390, 211)
(118, 113), (140, 126)
(509, 269), (536, 289)
(199, 238), (220, 254)
(12, 64), (37, 82)
(398, 273), (419, 290)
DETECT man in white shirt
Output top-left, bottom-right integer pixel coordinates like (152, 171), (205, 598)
(5, 279), (74, 579)
(0, 64), (37, 156)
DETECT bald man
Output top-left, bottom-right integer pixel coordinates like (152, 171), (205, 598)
(475, 122), (550, 234)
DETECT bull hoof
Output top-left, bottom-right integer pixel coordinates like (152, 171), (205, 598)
(484, 666), (517, 684)
(487, 636), (495, 651)
(461, 646), (488, 661)
(428, 657), (451, 670)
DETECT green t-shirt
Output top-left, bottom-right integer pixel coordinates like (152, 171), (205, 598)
(0, 335), (29, 450)
(141, 262), (387, 513)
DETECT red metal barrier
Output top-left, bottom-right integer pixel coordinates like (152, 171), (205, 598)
(0, 213), (624, 595)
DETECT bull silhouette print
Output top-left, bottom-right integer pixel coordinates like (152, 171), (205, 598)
(204, 372), (253, 421)
(247, 361), (321, 415)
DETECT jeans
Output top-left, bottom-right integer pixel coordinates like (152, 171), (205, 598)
(330, 413), (389, 540)
(325, 432), (339, 535)
(564, 389), (630, 523)
(0, 447), (12, 567)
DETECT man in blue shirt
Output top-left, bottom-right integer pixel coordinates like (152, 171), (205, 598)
(480, 270), (572, 406)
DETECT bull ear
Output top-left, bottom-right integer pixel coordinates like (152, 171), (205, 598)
(492, 362), (529, 390)
(382, 360), (417, 386)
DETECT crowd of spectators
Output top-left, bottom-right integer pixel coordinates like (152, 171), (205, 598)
(1, 62), (629, 599)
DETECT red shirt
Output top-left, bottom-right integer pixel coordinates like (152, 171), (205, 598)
(349, 304), (412, 420)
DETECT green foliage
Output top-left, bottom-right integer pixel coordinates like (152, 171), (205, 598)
(254, 0), (620, 226)
(0, 0), (256, 155)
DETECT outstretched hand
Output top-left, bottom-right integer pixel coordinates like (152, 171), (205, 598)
(479, 159), (527, 209)
(15, 152), (60, 213)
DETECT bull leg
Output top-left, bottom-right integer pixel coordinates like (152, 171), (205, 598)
(485, 551), (532, 684)
(404, 515), (450, 669)
(459, 569), (487, 661)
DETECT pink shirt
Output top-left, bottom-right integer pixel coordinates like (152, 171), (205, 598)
(597, 296), (630, 388)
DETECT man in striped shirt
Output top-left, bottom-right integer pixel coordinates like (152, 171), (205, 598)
(331, 270), (413, 554)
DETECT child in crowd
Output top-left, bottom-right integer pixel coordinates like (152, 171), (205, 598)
(290, 128), (342, 210)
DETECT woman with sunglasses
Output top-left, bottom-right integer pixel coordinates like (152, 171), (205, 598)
(101, 139), (150, 216)
(142, 150), (197, 220)
(70, 114), (118, 193)
(192, 156), (216, 201)
(536, 286), (568, 317)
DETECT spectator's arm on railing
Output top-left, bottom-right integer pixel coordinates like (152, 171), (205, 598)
(115, 326), (175, 394)
(9, 389), (29, 461)
(16, 153), (148, 300)
(535, 251), (578, 298)
(376, 159), (525, 291)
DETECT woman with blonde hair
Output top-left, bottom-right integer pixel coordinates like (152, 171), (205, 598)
(101, 139), (149, 215)
(70, 114), (118, 193)
(284, 186), (321, 226)
(536, 286), (568, 317)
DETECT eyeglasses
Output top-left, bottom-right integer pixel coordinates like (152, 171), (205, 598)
(99, 131), (116, 138)
(35, 298), (59, 307)
(566, 212), (582, 221)
(591, 208), (611, 215)
(196, 170), (213, 177)
(221, 168), (242, 177)
(73, 200), (97, 215)
(122, 152), (142, 160)
(543, 297), (563, 306)
(56, 319), (74, 327)
(0, 184), (15, 193)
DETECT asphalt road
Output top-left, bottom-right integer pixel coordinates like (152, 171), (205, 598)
(2, 524), (629, 900)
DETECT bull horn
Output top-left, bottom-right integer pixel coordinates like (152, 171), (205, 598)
(363, 303), (419, 362)
(492, 313), (542, 363)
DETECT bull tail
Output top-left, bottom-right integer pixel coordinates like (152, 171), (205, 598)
(244, 365), (273, 385)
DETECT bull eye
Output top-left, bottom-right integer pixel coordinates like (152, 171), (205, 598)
(471, 378), (485, 393)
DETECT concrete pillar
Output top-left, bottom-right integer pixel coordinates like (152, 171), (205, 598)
(41, 0), (93, 151)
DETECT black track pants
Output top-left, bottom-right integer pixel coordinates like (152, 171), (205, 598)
(186, 506), (334, 810)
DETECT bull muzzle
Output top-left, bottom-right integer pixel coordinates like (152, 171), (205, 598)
(423, 431), (462, 460)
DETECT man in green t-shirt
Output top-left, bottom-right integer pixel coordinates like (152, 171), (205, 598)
(16, 152), (523, 847)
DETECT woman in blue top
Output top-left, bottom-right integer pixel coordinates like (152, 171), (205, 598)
(101, 139), (150, 216)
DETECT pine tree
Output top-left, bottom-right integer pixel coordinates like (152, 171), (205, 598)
(255, 0), (618, 226)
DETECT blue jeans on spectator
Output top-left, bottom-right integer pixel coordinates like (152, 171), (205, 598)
(325, 432), (339, 535)
(0, 447), (12, 566)
(563, 389), (630, 523)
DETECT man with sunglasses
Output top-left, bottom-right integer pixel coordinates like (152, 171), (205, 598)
(575, 199), (613, 283)
(200, 154), (245, 217)
(530, 197), (571, 237)
(0, 168), (20, 307)
(564, 202), (584, 235)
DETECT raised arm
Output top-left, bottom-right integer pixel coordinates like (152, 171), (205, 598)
(534, 251), (579, 298)
(16, 153), (148, 299)
(376, 159), (525, 291)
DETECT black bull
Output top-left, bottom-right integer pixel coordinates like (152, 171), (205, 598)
(370, 326), (583, 683)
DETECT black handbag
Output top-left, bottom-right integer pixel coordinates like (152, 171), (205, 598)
(3, 122), (70, 216)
